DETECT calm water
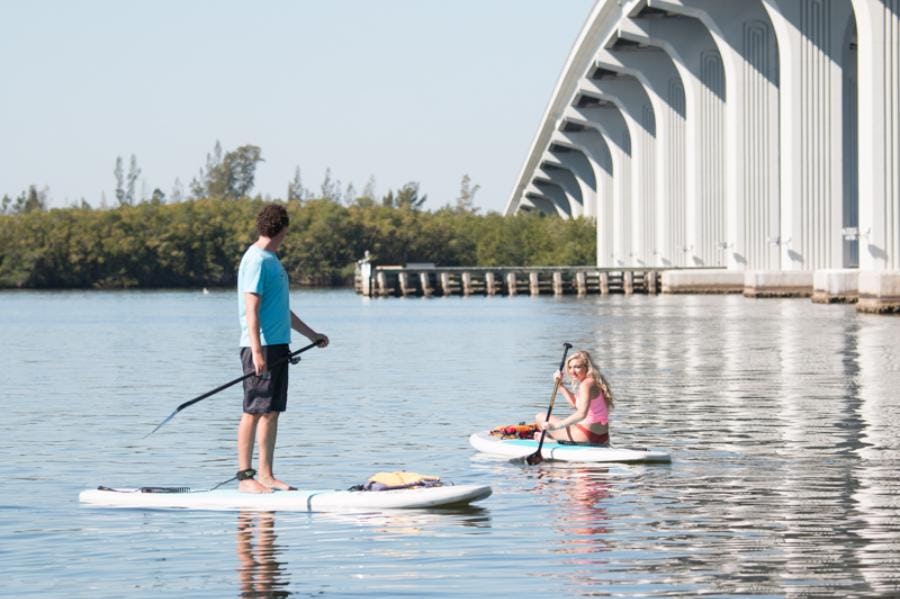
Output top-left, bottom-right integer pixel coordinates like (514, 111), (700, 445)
(2, 289), (899, 597)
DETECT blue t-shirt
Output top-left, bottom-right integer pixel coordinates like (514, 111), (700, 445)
(237, 245), (291, 347)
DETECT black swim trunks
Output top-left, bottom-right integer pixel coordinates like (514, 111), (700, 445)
(240, 344), (291, 414)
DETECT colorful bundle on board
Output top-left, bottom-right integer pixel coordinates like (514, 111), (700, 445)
(490, 423), (539, 440)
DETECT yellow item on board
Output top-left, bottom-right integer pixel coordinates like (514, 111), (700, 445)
(367, 471), (440, 487)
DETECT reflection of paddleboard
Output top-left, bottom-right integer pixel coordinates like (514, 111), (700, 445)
(79, 484), (492, 512)
(469, 431), (671, 464)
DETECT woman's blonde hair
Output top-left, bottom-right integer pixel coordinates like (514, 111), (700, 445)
(566, 350), (614, 409)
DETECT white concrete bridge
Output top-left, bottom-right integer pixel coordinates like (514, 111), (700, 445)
(506, 0), (899, 312)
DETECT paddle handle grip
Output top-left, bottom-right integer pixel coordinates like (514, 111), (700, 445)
(540, 343), (572, 421)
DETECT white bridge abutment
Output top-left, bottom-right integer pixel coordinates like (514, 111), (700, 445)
(506, 0), (900, 313)
(763, 0), (855, 274)
(520, 193), (557, 216)
(538, 163), (585, 218)
(852, 0), (900, 312)
(523, 182), (568, 218)
(619, 14), (727, 269)
(580, 76), (657, 267)
(552, 129), (615, 265)
(536, 165), (582, 218)
(596, 40), (687, 267)
(565, 104), (633, 266)
(531, 179), (573, 218)
(548, 145), (598, 219)
(654, 0), (782, 275)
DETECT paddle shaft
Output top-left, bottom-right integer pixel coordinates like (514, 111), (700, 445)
(527, 342), (572, 465)
(146, 340), (320, 437)
(175, 340), (319, 413)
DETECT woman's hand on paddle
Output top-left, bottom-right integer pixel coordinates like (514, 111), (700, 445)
(553, 370), (563, 385)
(538, 421), (553, 432)
(312, 333), (329, 348)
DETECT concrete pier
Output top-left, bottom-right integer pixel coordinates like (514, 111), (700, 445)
(857, 271), (900, 314)
(660, 270), (744, 294)
(812, 269), (859, 304)
(743, 271), (814, 298)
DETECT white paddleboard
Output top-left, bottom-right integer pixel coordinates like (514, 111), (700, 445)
(79, 484), (492, 512)
(469, 431), (671, 464)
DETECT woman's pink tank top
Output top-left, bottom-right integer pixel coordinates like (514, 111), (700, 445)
(583, 383), (608, 425)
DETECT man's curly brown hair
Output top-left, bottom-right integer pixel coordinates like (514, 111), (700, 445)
(256, 204), (290, 237)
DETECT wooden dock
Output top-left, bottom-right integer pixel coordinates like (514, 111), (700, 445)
(354, 263), (662, 297)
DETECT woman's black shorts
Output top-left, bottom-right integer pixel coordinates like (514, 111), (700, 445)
(240, 344), (291, 414)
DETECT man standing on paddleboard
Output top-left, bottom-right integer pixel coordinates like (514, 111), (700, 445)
(237, 203), (329, 494)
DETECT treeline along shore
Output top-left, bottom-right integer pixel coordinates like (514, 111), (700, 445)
(0, 198), (596, 289)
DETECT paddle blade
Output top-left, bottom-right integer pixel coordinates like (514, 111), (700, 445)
(518, 429), (550, 465)
(508, 449), (544, 465)
(144, 409), (178, 438)
(525, 451), (544, 465)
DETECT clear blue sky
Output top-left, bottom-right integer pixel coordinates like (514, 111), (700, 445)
(0, 1), (594, 213)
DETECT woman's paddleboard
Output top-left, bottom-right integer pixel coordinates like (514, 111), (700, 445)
(469, 431), (671, 464)
(79, 484), (492, 512)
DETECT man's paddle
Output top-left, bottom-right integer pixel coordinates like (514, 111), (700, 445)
(145, 340), (322, 438)
(523, 342), (573, 465)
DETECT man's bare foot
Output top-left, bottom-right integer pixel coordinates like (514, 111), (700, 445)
(258, 476), (296, 491)
(239, 478), (273, 494)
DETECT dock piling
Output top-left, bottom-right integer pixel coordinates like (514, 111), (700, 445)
(376, 271), (389, 297)
(485, 272), (497, 296)
(398, 272), (413, 297)
(462, 272), (473, 296)
(420, 272), (433, 297)
(506, 272), (518, 296)
(552, 272), (563, 296)
(440, 272), (453, 296)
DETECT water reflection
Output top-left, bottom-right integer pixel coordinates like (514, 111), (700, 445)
(236, 511), (290, 598)
(233, 506), (492, 597)
(851, 317), (900, 594)
(538, 467), (611, 556)
(317, 505), (492, 535)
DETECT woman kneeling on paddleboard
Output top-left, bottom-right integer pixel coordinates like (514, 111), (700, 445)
(535, 350), (613, 445)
